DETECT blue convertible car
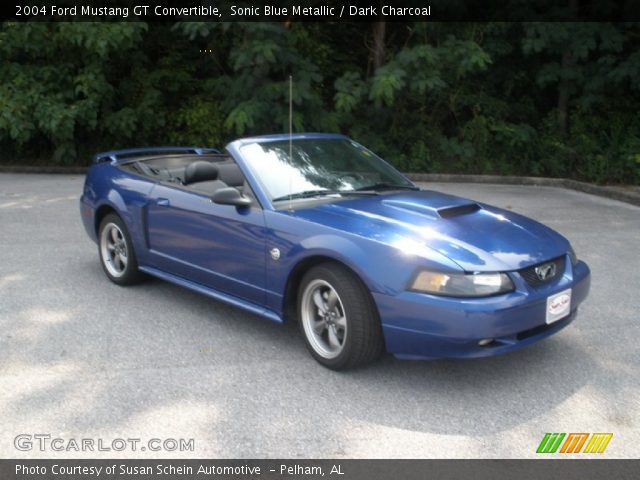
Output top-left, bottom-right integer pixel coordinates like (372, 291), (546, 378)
(80, 133), (590, 369)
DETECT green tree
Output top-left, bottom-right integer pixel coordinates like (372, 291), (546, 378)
(0, 20), (638, 184)
(0, 22), (149, 162)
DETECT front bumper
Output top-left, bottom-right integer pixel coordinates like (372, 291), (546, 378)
(374, 258), (591, 359)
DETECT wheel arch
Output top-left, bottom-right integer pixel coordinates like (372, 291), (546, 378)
(93, 187), (132, 235)
(94, 204), (118, 235)
(282, 254), (375, 324)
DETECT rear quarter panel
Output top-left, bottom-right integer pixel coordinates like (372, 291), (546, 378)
(81, 163), (156, 263)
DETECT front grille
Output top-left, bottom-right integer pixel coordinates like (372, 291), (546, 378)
(518, 256), (565, 287)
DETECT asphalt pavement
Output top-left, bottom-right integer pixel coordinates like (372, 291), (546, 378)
(0, 173), (638, 458)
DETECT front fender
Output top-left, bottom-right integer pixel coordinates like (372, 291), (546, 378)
(264, 231), (394, 317)
(295, 234), (381, 291)
(263, 211), (450, 316)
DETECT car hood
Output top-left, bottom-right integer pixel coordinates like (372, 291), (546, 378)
(293, 190), (570, 272)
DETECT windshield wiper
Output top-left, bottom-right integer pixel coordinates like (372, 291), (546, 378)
(355, 182), (420, 192)
(272, 189), (378, 202)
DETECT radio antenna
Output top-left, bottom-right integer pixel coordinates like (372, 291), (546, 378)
(288, 75), (293, 212)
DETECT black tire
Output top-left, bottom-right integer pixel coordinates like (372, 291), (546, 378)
(297, 262), (384, 370)
(98, 213), (145, 286)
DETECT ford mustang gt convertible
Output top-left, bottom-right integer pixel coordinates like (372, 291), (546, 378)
(80, 133), (590, 369)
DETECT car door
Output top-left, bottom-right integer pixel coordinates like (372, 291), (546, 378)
(144, 183), (266, 306)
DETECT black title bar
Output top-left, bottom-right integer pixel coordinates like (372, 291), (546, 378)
(0, 459), (638, 480)
(3, 0), (640, 22)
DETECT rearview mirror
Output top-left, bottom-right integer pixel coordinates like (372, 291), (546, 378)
(211, 187), (252, 208)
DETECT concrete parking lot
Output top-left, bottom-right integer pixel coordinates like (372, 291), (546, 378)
(1, 173), (638, 458)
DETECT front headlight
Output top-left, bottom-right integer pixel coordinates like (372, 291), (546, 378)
(410, 270), (514, 297)
(568, 246), (578, 266)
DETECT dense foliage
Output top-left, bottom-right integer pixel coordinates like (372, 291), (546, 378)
(1, 21), (639, 184)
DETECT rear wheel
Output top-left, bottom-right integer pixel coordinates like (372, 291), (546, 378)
(298, 263), (383, 370)
(98, 213), (144, 285)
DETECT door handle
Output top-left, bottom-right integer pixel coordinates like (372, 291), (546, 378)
(157, 198), (170, 207)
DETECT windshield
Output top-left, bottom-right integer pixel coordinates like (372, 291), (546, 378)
(239, 138), (415, 202)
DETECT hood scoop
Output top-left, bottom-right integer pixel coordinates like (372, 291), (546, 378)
(382, 198), (481, 219)
(437, 203), (481, 218)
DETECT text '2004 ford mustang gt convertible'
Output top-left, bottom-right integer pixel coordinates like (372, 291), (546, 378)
(80, 133), (590, 369)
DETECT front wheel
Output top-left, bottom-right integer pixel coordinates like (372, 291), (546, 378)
(298, 263), (383, 370)
(98, 213), (144, 285)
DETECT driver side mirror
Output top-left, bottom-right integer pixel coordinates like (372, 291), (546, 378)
(211, 187), (252, 208)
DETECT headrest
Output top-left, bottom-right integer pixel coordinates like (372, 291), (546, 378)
(183, 161), (219, 185)
(218, 163), (245, 187)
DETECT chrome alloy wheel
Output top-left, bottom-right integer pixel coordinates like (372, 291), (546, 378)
(100, 222), (128, 278)
(301, 279), (348, 359)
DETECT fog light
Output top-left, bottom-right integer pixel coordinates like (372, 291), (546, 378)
(478, 338), (495, 346)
